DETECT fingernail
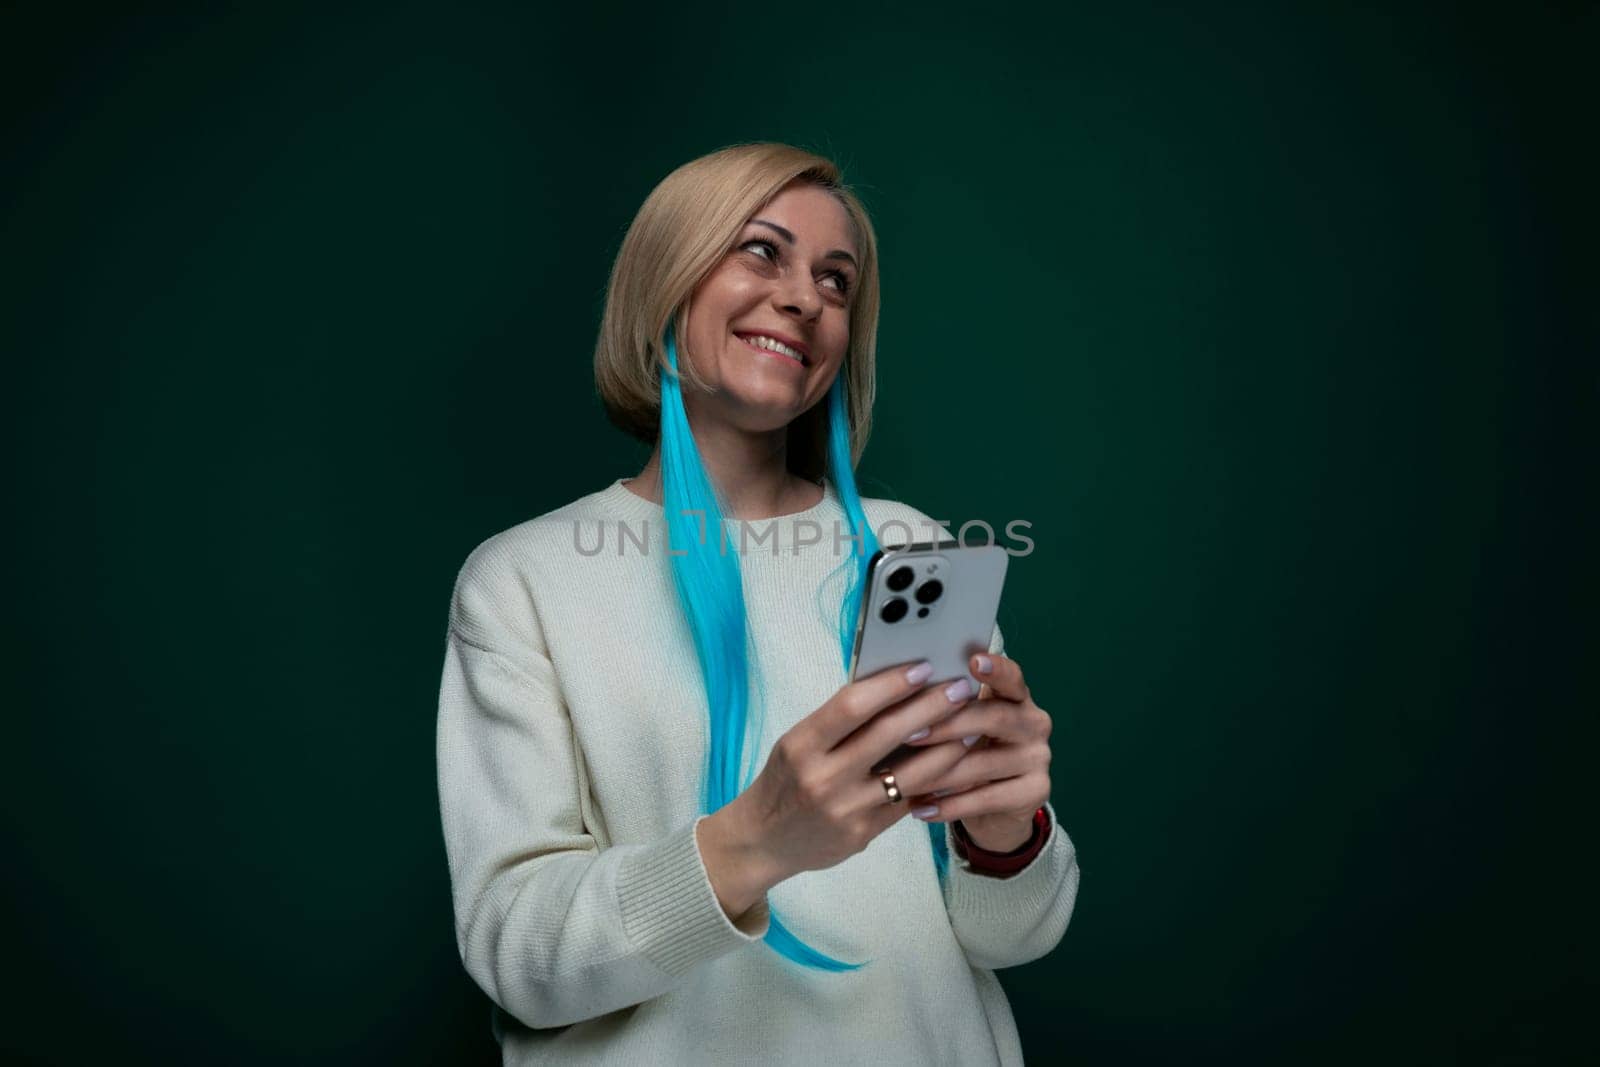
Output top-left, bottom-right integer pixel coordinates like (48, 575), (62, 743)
(974, 655), (993, 675)
(905, 661), (933, 684)
(905, 727), (930, 742)
(911, 805), (939, 819)
(962, 734), (981, 747)
(931, 788), (956, 798)
(944, 677), (973, 702)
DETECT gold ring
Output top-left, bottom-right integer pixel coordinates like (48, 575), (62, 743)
(879, 771), (903, 804)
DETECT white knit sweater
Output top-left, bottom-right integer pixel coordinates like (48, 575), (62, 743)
(435, 478), (1080, 1065)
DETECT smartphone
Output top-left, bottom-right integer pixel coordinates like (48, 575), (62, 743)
(849, 539), (1009, 763)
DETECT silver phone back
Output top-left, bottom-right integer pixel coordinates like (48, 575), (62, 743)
(849, 540), (1010, 686)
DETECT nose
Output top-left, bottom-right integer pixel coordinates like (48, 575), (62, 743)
(773, 271), (822, 321)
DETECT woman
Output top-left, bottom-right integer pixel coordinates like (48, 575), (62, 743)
(436, 142), (1080, 1065)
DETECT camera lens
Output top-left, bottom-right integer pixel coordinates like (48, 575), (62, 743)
(886, 565), (914, 592)
(914, 580), (943, 605)
(880, 597), (908, 623)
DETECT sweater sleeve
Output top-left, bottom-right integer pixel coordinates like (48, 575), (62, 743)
(954, 805), (1051, 874)
(939, 622), (1081, 970)
(435, 548), (771, 1030)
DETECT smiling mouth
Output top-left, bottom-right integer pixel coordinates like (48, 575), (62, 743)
(734, 332), (808, 367)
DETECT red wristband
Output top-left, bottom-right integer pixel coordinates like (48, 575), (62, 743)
(952, 807), (1050, 875)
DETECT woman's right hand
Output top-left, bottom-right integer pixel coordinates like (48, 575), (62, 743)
(697, 661), (980, 917)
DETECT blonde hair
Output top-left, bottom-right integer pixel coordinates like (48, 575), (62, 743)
(593, 142), (880, 482)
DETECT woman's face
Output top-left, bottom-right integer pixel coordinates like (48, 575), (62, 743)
(680, 181), (859, 436)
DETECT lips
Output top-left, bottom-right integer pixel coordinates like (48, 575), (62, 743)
(733, 330), (811, 365)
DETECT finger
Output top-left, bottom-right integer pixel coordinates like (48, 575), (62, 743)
(857, 739), (966, 838)
(833, 675), (979, 771)
(807, 660), (943, 750)
(899, 697), (1030, 748)
(865, 737), (972, 801)
(970, 652), (1027, 704)
(903, 743), (1047, 801)
(911, 772), (1049, 824)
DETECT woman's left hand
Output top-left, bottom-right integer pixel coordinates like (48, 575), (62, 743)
(902, 653), (1052, 852)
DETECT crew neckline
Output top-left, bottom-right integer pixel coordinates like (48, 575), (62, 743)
(591, 477), (846, 552)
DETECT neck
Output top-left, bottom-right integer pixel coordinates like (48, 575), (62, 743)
(629, 416), (820, 521)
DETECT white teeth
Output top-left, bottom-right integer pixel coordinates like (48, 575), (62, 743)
(742, 334), (804, 363)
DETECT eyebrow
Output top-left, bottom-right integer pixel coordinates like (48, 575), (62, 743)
(749, 218), (859, 271)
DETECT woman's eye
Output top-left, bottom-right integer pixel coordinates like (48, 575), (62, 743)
(742, 239), (778, 261)
(740, 239), (850, 297)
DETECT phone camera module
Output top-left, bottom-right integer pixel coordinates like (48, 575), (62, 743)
(914, 580), (943, 605)
(886, 565), (914, 592)
(880, 597), (909, 623)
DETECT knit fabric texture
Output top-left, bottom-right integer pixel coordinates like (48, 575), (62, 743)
(436, 478), (1080, 1065)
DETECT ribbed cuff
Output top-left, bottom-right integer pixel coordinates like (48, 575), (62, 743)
(943, 802), (1068, 916)
(616, 815), (771, 978)
(953, 807), (1051, 875)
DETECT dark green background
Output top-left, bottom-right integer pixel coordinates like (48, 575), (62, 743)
(4, 2), (1593, 1063)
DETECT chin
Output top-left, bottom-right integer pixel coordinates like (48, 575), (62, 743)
(721, 371), (808, 411)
